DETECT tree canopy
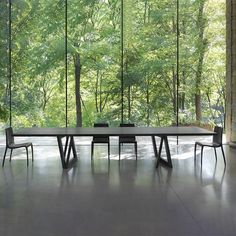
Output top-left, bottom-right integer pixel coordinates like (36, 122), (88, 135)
(0, 0), (226, 128)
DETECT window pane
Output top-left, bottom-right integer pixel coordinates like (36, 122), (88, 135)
(123, 0), (177, 126)
(4, 0), (226, 128)
(0, 1), (9, 126)
(67, 0), (121, 127)
(178, 0), (226, 127)
(11, 0), (66, 128)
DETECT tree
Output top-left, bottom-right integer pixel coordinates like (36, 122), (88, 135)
(0, 0), (226, 129)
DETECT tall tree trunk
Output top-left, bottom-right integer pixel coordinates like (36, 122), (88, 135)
(95, 70), (99, 113)
(74, 54), (82, 127)
(99, 72), (102, 113)
(146, 76), (150, 126)
(195, 53), (203, 122)
(144, 1), (150, 126)
(128, 85), (131, 121)
(172, 67), (177, 118)
(180, 71), (186, 110)
(125, 60), (132, 121)
(195, 0), (207, 122)
(195, 93), (201, 122)
(180, 20), (186, 112)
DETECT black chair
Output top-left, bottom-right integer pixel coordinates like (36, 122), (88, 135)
(2, 127), (34, 167)
(91, 123), (110, 159)
(119, 123), (137, 160)
(194, 126), (226, 166)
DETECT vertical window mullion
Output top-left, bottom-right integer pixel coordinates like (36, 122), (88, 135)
(176, 0), (179, 127)
(121, 0), (124, 123)
(9, 0), (12, 127)
(65, 0), (68, 127)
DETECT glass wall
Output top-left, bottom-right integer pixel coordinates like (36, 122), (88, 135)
(0, 0), (226, 128)
(0, 0), (9, 124)
(178, 0), (226, 128)
(67, 0), (121, 127)
(11, 0), (66, 128)
(122, 0), (177, 126)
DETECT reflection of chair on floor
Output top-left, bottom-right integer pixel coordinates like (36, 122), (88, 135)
(119, 123), (137, 160)
(194, 126), (226, 166)
(2, 127), (34, 167)
(91, 123), (110, 160)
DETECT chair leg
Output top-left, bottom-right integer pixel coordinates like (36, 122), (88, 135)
(26, 147), (29, 166)
(108, 143), (110, 160)
(194, 143), (197, 160)
(135, 143), (138, 160)
(9, 149), (13, 162)
(2, 147), (8, 167)
(214, 147), (217, 161)
(221, 145), (226, 166)
(119, 143), (121, 160)
(200, 146), (204, 166)
(31, 144), (34, 162)
(91, 143), (94, 160)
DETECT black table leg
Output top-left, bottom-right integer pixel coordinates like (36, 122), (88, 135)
(161, 136), (173, 168)
(152, 135), (158, 158)
(152, 136), (173, 168)
(57, 136), (78, 169)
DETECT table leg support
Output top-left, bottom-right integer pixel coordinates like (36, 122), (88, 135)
(161, 136), (172, 168)
(153, 136), (173, 168)
(57, 136), (78, 169)
(152, 136), (158, 158)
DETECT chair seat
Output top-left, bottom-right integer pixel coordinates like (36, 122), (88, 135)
(195, 141), (221, 148)
(92, 137), (109, 143)
(91, 123), (110, 159)
(194, 126), (226, 166)
(118, 123), (137, 160)
(119, 136), (136, 143)
(2, 127), (34, 167)
(8, 142), (32, 148)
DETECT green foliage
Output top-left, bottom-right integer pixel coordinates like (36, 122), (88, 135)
(0, 0), (226, 128)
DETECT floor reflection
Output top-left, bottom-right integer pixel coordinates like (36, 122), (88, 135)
(0, 137), (235, 236)
(58, 155), (174, 192)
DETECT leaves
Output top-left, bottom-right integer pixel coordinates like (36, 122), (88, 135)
(0, 0), (226, 127)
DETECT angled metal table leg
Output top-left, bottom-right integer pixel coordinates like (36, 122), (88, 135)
(152, 135), (158, 158)
(156, 136), (164, 168)
(57, 136), (78, 169)
(160, 136), (173, 168)
(152, 135), (161, 168)
(153, 136), (173, 168)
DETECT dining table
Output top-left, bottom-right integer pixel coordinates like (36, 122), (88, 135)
(14, 126), (215, 169)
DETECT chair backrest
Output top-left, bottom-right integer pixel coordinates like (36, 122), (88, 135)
(213, 126), (223, 144)
(119, 123), (136, 139)
(94, 123), (109, 128)
(119, 123), (135, 128)
(93, 123), (109, 139)
(5, 127), (15, 147)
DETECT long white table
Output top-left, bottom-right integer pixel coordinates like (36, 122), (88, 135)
(14, 126), (215, 169)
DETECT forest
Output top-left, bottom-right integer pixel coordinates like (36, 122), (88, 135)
(0, 0), (226, 128)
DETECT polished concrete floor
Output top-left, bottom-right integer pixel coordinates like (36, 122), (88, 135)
(0, 136), (236, 236)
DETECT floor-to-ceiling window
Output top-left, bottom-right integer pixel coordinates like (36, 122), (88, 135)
(122, 0), (177, 126)
(0, 0), (226, 129)
(11, 0), (66, 128)
(0, 0), (9, 125)
(178, 0), (226, 128)
(67, 0), (121, 127)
